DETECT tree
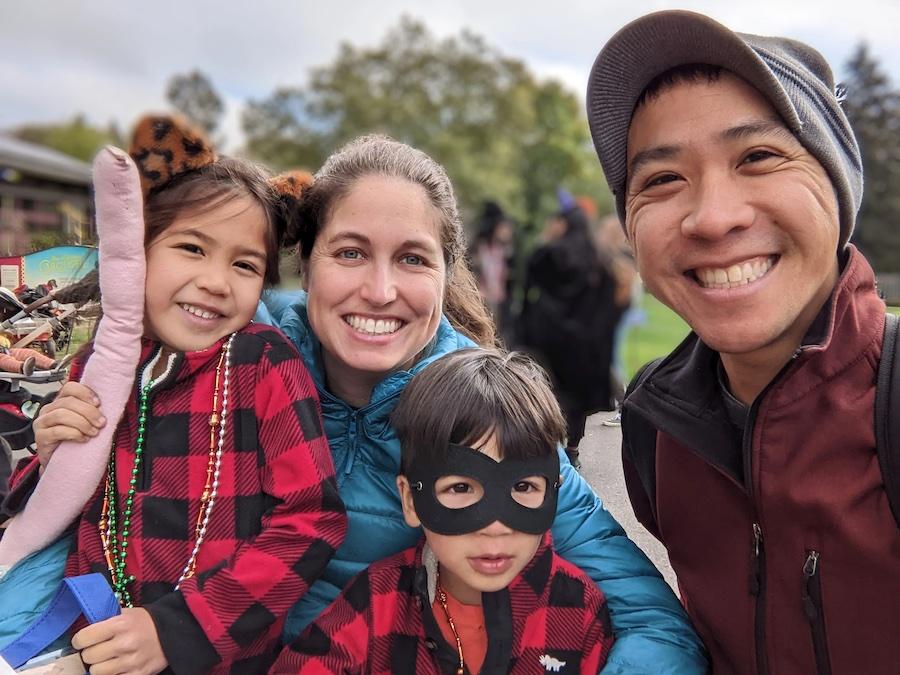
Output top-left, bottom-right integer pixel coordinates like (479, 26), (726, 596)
(166, 70), (224, 137)
(242, 17), (610, 232)
(15, 114), (119, 162)
(843, 43), (900, 273)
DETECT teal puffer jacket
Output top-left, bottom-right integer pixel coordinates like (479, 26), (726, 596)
(257, 290), (707, 674)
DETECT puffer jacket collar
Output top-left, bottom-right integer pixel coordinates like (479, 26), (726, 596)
(277, 291), (476, 422)
(626, 245), (884, 486)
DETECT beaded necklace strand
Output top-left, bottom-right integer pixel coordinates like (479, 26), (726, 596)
(436, 572), (466, 675)
(98, 333), (235, 607)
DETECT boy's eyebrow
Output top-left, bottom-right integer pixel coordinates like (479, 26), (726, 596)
(175, 227), (267, 261)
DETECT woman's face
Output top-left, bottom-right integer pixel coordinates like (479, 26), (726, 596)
(305, 174), (447, 387)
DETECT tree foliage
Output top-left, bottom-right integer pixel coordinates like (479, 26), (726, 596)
(166, 70), (224, 136)
(14, 114), (121, 162)
(843, 43), (900, 273)
(242, 17), (609, 232)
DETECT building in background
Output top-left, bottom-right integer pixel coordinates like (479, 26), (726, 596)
(0, 135), (93, 257)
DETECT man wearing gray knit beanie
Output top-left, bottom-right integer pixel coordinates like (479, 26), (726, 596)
(588, 10), (899, 674)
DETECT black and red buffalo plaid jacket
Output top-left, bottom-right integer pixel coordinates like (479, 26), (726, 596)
(10, 324), (346, 673)
(273, 534), (613, 674)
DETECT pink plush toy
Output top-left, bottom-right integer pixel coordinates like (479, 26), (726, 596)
(0, 147), (145, 569)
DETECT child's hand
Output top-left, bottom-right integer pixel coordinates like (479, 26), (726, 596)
(72, 607), (168, 675)
(32, 382), (106, 468)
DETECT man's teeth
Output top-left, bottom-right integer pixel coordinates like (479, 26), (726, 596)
(696, 257), (774, 289)
(345, 315), (402, 335)
(181, 304), (219, 320)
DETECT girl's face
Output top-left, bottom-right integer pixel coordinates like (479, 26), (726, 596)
(305, 175), (446, 389)
(144, 195), (268, 353)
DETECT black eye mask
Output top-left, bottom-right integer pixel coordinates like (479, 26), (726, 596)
(404, 443), (561, 535)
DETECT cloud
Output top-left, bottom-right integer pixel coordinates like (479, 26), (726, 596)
(3, 0), (897, 154)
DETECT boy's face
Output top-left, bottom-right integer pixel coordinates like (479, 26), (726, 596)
(397, 435), (550, 605)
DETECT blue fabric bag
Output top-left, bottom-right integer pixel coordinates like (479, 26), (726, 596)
(0, 535), (119, 670)
(0, 536), (72, 652)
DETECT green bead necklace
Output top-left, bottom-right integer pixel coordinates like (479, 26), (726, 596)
(99, 382), (151, 607)
(98, 335), (233, 607)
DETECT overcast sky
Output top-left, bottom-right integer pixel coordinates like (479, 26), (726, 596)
(3, 0), (898, 152)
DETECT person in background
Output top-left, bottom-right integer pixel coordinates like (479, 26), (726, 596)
(0, 332), (55, 376)
(596, 216), (644, 428)
(518, 190), (622, 470)
(471, 201), (517, 345)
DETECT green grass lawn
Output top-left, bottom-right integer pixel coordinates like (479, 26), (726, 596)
(621, 297), (900, 382)
(621, 295), (689, 382)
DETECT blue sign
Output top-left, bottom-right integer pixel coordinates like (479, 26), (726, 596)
(22, 246), (97, 288)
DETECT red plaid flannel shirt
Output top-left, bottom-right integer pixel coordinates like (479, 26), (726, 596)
(58, 324), (346, 673)
(273, 534), (613, 674)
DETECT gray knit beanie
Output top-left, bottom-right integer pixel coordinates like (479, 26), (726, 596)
(586, 10), (863, 248)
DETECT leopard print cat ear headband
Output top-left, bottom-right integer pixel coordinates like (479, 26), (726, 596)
(128, 114), (311, 201)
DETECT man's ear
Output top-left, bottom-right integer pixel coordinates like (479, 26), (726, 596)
(396, 475), (422, 529)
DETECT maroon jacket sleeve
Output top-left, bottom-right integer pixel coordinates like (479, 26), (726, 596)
(271, 568), (373, 673)
(146, 339), (347, 670)
(621, 439), (663, 541)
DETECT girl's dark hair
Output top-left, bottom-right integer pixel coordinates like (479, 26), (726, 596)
(284, 134), (496, 347)
(392, 349), (566, 473)
(144, 156), (285, 286)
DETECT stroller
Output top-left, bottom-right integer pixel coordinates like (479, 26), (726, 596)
(0, 287), (76, 358)
(0, 364), (72, 506)
(0, 274), (97, 501)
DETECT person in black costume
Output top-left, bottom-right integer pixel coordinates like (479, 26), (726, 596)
(519, 201), (621, 469)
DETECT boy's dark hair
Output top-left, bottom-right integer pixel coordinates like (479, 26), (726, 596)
(392, 349), (566, 473)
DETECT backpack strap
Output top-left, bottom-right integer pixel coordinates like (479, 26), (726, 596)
(0, 573), (119, 668)
(621, 358), (664, 512)
(875, 312), (900, 529)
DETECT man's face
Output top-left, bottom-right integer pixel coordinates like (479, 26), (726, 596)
(625, 72), (840, 368)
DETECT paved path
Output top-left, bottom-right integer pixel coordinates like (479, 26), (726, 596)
(577, 411), (677, 590)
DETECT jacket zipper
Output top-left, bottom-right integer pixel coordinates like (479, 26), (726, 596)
(802, 550), (832, 675)
(749, 522), (769, 675)
(742, 350), (805, 675)
(137, 384), (153, 492)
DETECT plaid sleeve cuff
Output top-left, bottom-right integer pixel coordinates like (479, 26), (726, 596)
(145, 590), (222, 674)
